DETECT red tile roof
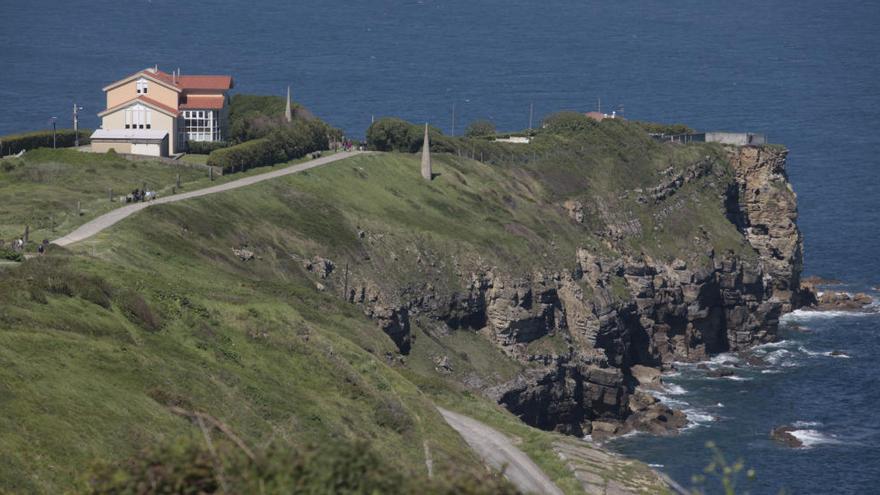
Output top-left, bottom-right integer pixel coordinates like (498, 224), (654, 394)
(177, 75), (234, 91)
(180, 95), (226, 110)
(147, 69), (233, 91)
(99, 95), (181, 117)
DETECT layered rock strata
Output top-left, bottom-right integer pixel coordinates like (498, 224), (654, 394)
(316, 145), (804, 437)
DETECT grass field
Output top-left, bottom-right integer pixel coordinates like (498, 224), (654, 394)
(0, 121), (749, 492)
(0, 148), (339, 246)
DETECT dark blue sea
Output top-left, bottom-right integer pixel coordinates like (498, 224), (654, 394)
(2, 1), (878, 492)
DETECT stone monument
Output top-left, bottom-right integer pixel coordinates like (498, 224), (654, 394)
(285, 86), (292, 123)
(421, 123), (432, 181)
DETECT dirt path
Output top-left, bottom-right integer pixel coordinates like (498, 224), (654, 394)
(437, 408), (564, 495)
(52, 151), (365, 247)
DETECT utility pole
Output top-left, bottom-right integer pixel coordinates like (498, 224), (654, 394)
(73, 103), (83, 147)
(50, 117), (57, 148)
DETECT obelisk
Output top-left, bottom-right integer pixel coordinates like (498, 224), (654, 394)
(284, 86), (292, 123)
(421, 123), (432, 181)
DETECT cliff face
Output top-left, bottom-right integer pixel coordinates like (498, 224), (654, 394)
(726, 146), (805, 312)
(307, 143), (804, 437)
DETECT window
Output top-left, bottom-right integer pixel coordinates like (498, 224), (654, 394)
(136, 78), (148, 94)
(123, 104), (152, 132)
(183, 109), (221, 142)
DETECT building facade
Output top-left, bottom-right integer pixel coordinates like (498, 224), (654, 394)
(90, 66), (233, 157)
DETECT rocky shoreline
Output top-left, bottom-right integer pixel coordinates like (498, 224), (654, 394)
(303, 145), (842, 440)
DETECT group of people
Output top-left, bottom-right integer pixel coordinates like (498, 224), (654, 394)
(332, 139), (363, 152)
(124, 188), (156, 203)
(4, 237), (49, 255)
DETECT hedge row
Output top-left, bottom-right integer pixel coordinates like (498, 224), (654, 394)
(186, 140), (228, 154)
(0, 129), (91, 156)
(206, 120), (329, 173)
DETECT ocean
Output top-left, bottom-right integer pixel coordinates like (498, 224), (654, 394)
(2, 0), (878, 492)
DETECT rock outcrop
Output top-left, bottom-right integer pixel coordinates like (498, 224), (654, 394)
(770, 426), (803, 448)
(726, 146), (804, 312)
(307, 144), (805, 438)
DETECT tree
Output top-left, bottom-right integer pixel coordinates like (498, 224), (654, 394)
(464, 119), (496, 137)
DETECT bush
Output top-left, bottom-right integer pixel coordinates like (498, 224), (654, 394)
(0, 248), (22, 262)
(84, 437), (519, 494)
(365, 118), (450, 153)
(206, 120), (330, 174)
(118, 289), (162, 331)
(366, 117), (422, 152)
(633, 120), (693, 136)
(541, 111), (597, 134)
(187, 141), (228, 154)
(0, 129), (91, 156)
(464, 119), (496, 137)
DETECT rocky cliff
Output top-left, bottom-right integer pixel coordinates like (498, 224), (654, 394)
(303, 141), (803, 438)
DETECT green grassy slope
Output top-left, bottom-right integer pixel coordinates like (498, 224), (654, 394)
(0, 121), (749, 492)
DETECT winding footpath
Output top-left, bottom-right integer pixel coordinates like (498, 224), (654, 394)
(437, 408), (564, 495)
(52, 151), (365, 247)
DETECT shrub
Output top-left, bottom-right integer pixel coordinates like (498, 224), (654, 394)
(206, 120), (330, 174)
(464, 119), (496, 137)
(84, 437), (519, 494)
(118, 289), (162, 331)
(0, 129), (92, 156)
(365, 118), (449, 152)
(633, 120), (693, 135)
(187, 141), (228, 154)
(541, 111), (597, 134)
(366, 117), (421, 152)
(0, 248), (22, 262)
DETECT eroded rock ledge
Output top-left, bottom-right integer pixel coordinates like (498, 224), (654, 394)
(309, 145), (804, 437)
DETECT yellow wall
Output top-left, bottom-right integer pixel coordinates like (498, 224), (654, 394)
(91, 141), (132, 154)
(106, 77), (179, 110)
(100, 105), (180, 153)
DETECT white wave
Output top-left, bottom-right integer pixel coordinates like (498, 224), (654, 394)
(715, 402), (725, 408)
(723, 375), (752, 381)
(649, 463), (664, 468)
(709, 353), (740, 365)
(798, 346), (824, 357)
(753, 340), (793, 350)
(765, 349), (791, 365)
(663, 383), (688, 395)
(782, 309), (875, 322)
(761, 369), (782, 374)
(649, 391), (690, 408)
(790, 429), (842, 448)
(825, 351), (851, 359)
(792, 420), (822, 428)
(684, 409), (717, 424)
(663, 371), (681, 378)
(797, 346), (852, 359)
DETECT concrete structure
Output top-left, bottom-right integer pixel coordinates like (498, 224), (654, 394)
(494, 136), (531, 144)
(421, 123), (432, 180)
(700, 132), (766, 146)
(655, 131), (767, 146)
(91, 66), (234, 157)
